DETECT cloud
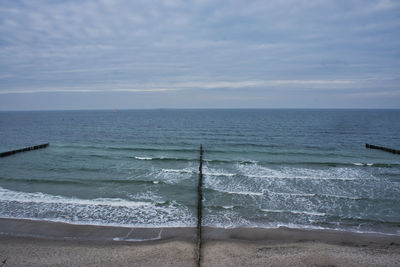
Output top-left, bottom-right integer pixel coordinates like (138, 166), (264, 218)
(2, 78), (392, 95)
(0, 0), (399, 108)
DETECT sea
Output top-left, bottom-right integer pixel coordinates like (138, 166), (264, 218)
(0, 109), (399, 235)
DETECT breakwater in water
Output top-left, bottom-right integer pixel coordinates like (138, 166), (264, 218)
(366, 143), (400, 155)
(0, 143), (49, 157)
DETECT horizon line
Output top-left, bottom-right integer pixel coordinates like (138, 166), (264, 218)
(1, 107), (400, 112)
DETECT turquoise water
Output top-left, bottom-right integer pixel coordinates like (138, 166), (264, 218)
(0, 109), (399, 234)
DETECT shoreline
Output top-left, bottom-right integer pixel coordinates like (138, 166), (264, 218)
(1, 218), (400, 266)
(1, 217), (399, 244)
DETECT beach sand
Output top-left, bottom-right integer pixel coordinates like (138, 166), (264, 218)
(1, 218), (399, 266)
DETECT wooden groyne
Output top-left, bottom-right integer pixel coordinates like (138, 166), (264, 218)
(0, 143), (49, 158)
(366, 144), (400, 155)
(196, 144), (204, 267)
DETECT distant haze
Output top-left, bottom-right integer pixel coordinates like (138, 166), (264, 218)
(0, 0), (399, 110)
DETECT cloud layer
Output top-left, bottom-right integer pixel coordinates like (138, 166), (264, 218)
(0, 0), (399, 109)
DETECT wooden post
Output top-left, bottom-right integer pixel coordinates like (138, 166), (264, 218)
(366, 144), (400, 155)
(0, 143), (50, 158)
(196, 144), (203, 267)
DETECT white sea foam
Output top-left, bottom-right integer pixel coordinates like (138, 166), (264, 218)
(208, 186), (263, 196)
(261, 209), (326, 217)
(203, 166), (263, 196)
(272, 192), (316, 197)
(113, 229), (163, 242)
(236, 163), (371, 181)
(134, 156), (152, 160)
(203, 171), (235, 177)
(112, 236), (162, 242)
(0, 187), (150, 207)
(319, 193), (361, 200)
(353, 163), (374, 166)
(202, 165), (236, 177)
(154, 167), (195, 184)
(203, 210), (251, 228)
(0, 186), (195, 227)
(247, 174), (357, 181)
(162, 168), (194, 174)
(126, 191), (162, 203)
(226, 191), (263, 196)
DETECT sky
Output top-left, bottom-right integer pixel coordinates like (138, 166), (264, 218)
(0, 0), (399, 110)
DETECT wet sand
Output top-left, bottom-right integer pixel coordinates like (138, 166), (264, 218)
(1, 218), (400, 266)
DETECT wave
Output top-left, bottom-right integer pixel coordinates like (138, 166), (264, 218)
(161, 168), (194, 174)
(134, 156), (254, 164)
(226, 191), (263, 196)
(351, 162), (400, 168)
(267, 191), (362, 200)
(153, 168), (198, 185)
(252, 161), (398, 168)
(270, 192), (316, 197)
(0, 176), (87, 185)
(353, 162), (373, 166)
(57, 152), (200, 163)
(235, 164), (375, 181)
(178, 162), (397, 185)
(133, 156), (196, 162)
(203, 169), (361, 181)
(0, 186), (150, 207)
(205, 187), (263, 196)
(53, 143), (196, 153)
(284, 162), (368, 167)
(50, 143), (399, 168)
(203, 171), (235, 177)
(261, 209), (326, 217)
(204, 159), (257, 164)
(325, 215), (400, 226)
(0, 176), (164, 186)
(206, 205), (237, 211)
(205, 187), (365, 201)
(45, 165), (115, 173)
(205, 147), (344, 158)
(266, 191), (363, 201)
(134, 156), (153, 160)
(317, 193), (362, 200)
(202, 162), (385, 183)
(221, 143), (280, 148)
(202, 165), (374, 201)
(249, 174), (359, 181)
(205, 186), (363, 201)
(0, 186), (195, 227)
(101, 178), (163, 185)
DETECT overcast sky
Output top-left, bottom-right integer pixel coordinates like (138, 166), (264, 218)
(0, 0), (399, 110)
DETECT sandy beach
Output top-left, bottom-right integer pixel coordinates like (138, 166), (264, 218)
(1, 218), (399, 266)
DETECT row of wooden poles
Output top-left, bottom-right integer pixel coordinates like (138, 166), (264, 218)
(0, 143), (49, 157)
(196, 144), (203, 267)
(365, 143), (400, 154)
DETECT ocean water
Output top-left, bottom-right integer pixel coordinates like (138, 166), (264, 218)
(0, 109), (399, 234)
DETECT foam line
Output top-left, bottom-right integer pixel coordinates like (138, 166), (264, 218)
(0, 187), (150, 208)
(261, 209), (326, 216)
